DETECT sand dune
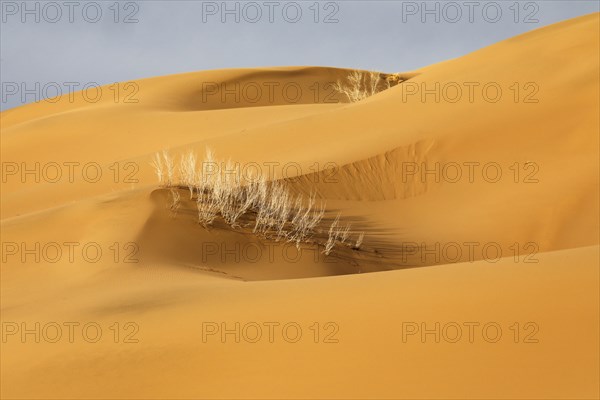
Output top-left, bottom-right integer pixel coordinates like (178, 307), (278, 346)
(1, 12), (599, 399)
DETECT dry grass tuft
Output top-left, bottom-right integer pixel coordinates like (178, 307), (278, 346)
(152, 148), (363, 255)
(333, 70), (390, 103)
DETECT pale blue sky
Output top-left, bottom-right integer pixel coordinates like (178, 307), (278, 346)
(1, 0), (598, 110)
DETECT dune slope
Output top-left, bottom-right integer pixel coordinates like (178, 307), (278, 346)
(1, 13), (599, 399)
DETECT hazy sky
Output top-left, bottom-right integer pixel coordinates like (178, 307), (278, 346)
(1, 0), (598, 110)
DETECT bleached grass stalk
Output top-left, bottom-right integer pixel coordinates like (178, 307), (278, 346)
(150, 153), (164, 186)
(180, 152), (197, 199)
(151, 150), (175, 187)
(324, 215), (357, 255)
(168, 188), (181, 214)
(339, 223), (351, 244)
(355, 232), (365, 249)
(324, 214), (340, 255)
(289, 194), (325, 248)
(197, 191), (219, 227)
(162, 151), (175, 187)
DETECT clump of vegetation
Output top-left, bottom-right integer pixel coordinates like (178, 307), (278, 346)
(333, 70), (403, 103)
(151, 148), (363, 255)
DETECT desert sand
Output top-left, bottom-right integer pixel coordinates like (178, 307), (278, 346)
(1, 13), (599, 399)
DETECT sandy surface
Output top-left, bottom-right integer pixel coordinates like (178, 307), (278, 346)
(1, 13), (599, 399)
